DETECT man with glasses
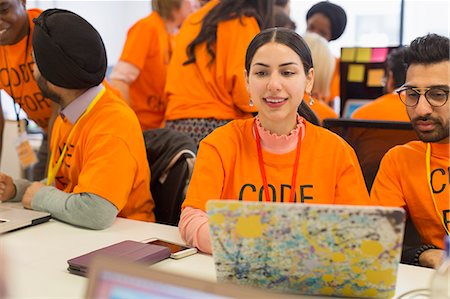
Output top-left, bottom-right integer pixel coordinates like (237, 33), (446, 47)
(371, 33), (449, 268)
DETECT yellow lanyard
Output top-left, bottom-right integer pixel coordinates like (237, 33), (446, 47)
(46, 87), (106, 186)
(425, 142), (450, 235)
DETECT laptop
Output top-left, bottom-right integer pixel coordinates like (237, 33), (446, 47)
(206, 201), (405, 298)
(0, 202), (51, 234)
(85, 255), (300, 299)
(342, 99), (370, 118)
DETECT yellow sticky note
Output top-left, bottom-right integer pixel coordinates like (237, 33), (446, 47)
(341, 48), (356, 62)
(347, 64), (365, 82)
(356, 48), (372, 62)
(367, 69), (385, 87)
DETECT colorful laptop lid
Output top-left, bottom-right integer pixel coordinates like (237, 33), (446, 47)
(206, 200), (405, 298)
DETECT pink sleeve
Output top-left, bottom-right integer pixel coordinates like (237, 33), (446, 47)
(178, 206), (212, 254)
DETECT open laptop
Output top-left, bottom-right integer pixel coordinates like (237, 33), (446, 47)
(0, 202), (51, 234)
(342, 99), (370, 118)
(85, 255), (300, 299)
(206, 201), (405, 298)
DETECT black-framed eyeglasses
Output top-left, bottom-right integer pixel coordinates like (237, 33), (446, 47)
(396, 86), (449, 107)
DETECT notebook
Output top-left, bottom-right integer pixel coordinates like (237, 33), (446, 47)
(85, 255), (300, 299)
(67, 240), (171, 277)
(206, 200), (406, 298)
(0, 203), (51, 234)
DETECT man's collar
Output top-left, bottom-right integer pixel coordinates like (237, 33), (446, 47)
(60, 84), (104, 124)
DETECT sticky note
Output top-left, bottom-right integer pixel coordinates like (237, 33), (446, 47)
(347, 64), (365, 82)
(371, 48), (389, 62)
(356, 48), (372, 63)
(341, 48), (356, 62)
(367, 69), (385, 87)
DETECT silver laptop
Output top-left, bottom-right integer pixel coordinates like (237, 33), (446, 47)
(0, 203), (51, 234)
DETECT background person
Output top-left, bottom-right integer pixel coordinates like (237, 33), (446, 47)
(163, 0), (274, 145)
(305, 1), (347, 105)
(110, 0), (198, 130)
(351, 47), (409, 121)
(179, 28), (370, 254)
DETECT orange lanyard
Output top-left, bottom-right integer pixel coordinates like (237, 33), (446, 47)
(425, 143), (450, 235)
(46, 87), (105, 186)
(254, 120), (302, 203)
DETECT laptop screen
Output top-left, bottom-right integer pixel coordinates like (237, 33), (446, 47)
(86, 256), (297, 299)
(92, 270), (230, 299)
(342, 99), (370, 118)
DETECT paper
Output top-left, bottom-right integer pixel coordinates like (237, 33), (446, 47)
(367, 69), (385, 87)
(356, 48), (372, 63)
(341, 48), (356, 62)
(371, 48), (389, 62)
(347, 64), (365, 82)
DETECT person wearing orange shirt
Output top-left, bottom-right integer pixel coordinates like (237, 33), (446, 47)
(179, 28), (370, 254)
(352, 47), (409, 121)
(164, 0), (274, 145)
(0, 0), (58, 180)
(371, 34), (449, 268)
(0, 9), (154, 229)
(306, 1), (347, 105)
(302, 31), (338, 123)
(110, 0), (197, 130)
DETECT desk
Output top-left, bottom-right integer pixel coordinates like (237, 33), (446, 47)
(1, 218), (435, 299)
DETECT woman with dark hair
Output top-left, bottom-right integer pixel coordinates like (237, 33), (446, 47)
(164, 0), (274, 145)
(179, 28), (370, 254)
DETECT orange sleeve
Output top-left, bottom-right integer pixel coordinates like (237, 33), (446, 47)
(370, 150), (407, 208)
(182, 140), (226, 211)
(118, 15), (156, 70)
(333, 140), (371, 205)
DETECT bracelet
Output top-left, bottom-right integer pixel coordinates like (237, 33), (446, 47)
(413, 244), (438, 266)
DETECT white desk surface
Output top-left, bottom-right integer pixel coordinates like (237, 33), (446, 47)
(0, 218), (435, 299)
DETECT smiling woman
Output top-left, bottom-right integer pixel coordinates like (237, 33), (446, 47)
(178, 28), (372, 254)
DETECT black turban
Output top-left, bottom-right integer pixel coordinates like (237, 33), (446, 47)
(306, 1), (347, 41)
(32, 9), (107, 89)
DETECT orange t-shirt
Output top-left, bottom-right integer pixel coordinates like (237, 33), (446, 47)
(0, 9), (53, 131)
(50, 87), (154, 222)
(118, 11), (173, 130)
(309, 97), (338, 123)
(164, 0), (258, 121)
(371, 141), (449, 248)
(324, 57), (340, 104)
(351, 93), (409, 122)
(183, 118), (371, 211)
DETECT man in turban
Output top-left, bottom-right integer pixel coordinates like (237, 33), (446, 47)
(0, 9), (155, 229)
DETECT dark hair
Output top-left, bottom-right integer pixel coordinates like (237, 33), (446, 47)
(273, 6), (296, 30)
(385, 47), (406, 89)
(245, 27), (320, 125)
(275, 0), (289, 7)
(183, 0), (274, 66)
(404, 33), (449, 69)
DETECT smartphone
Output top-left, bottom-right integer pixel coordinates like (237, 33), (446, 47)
(142, 238), (197, 259)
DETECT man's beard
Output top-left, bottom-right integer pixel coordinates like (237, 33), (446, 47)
(36, 76), (62, 105)
(411, 115), (449, 143)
